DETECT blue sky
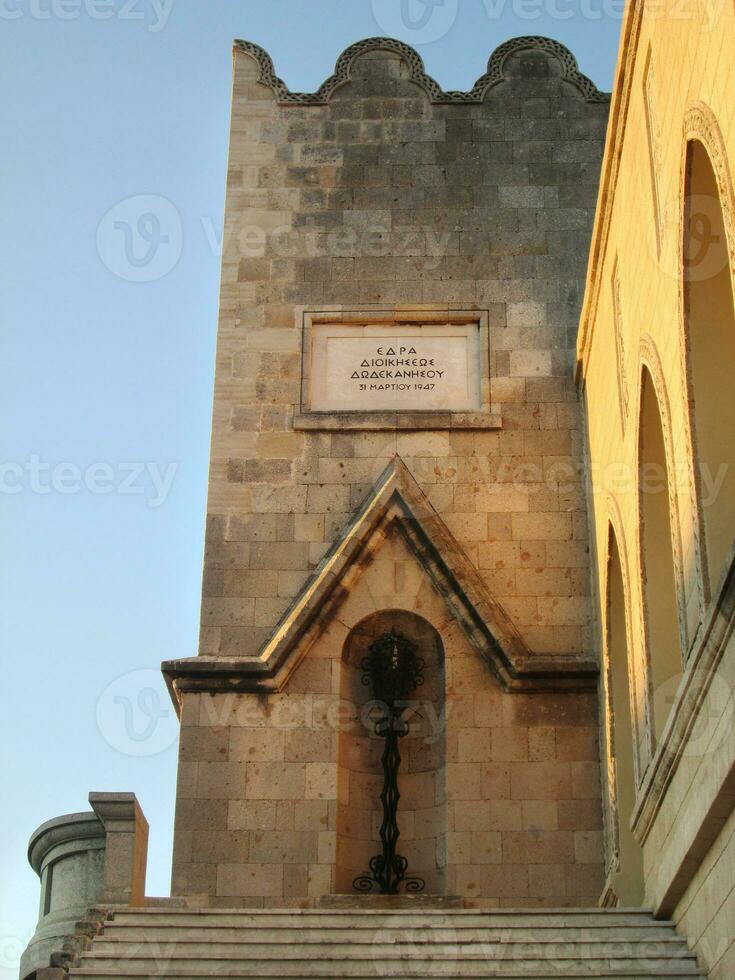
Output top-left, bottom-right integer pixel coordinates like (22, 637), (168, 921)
(0, 0), (621, 971)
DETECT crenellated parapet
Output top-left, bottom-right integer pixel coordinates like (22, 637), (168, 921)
(234, 34), (609, 105)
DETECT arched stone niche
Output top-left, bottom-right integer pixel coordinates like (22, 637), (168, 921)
(335, 609), (447, 894)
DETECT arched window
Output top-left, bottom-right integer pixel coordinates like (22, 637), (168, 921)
(683, 139), (735, 600)
(638, 367), (683, 742)
(606, 526), (644, 904)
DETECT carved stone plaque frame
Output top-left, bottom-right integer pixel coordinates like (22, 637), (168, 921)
(295, 309), (500, 431)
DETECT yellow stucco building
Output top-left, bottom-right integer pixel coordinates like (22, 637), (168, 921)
(578, 0), (735, 975)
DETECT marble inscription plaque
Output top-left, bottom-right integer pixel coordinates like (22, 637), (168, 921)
(308, 322), (482, 413)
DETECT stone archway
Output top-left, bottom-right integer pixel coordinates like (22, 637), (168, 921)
(637, 365), (685, 744)
(682, 134), (735, 603)
(604, 523), (645, 905)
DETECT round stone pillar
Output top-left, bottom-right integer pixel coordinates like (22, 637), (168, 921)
(20, 811), (106, 979)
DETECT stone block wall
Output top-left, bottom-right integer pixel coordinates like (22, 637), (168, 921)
(173, 525), (604, 907)
(169, 35), (611, 907)
(200, 36), (609, 664)
(576, 0), (735, 972)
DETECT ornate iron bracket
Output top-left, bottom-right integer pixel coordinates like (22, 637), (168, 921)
(353, 629), (426, 895)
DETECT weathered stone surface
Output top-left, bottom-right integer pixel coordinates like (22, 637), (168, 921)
(169, 35), (610, 909)
(66, 906), (703, 977)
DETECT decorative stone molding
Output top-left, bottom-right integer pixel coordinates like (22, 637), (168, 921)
(234, 35), (609, 106)
(610, 256), (629, 437)
(636, 335), (691, 661)
(631, 543), (735, 865)
(642, 44), (664, 257)
(682, 103), (735, 276)
(676, 100), (735, 610)
(609, 498), (652, 783)
(600, 522), (623, 882)
(292, 411), (502, 431)
(601, 503), (656, 887)
(576, 0), (646, 378)
(577, 15), (735, 382)
(164, 457), (598, 702)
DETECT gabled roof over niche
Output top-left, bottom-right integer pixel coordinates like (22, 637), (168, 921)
(163, 458), (597, 708)
(234, 35), (609, 105)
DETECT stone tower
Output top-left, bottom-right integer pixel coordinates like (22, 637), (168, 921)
(163, 35), (611, 908)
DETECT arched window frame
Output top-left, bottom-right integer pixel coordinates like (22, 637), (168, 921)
(635, 342), (689, 748)
(603, 507), (650, 789)
(677, 102), (735, 610)
(600, 513), (645, 883)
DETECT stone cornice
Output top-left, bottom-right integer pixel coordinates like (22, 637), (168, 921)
(234, 35), (609, 106)
(631, 544), (735, 848)
(576, 0), (644, 381)
(27, 812), (105, 874)
(163, 457), (598, 709)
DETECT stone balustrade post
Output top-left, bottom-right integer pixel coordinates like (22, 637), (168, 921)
(89, 792), (148, 907)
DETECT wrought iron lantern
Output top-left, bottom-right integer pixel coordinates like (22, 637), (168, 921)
(353, 629), (426, 895)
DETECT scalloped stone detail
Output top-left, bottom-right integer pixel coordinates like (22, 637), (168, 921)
(234, 34), (609, 105)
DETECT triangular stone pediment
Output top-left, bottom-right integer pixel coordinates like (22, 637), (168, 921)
(163, 457), (596, 705)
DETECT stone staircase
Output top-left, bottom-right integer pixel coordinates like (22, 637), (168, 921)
(68, 907), (705, 979)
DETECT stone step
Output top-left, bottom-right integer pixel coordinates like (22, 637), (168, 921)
(69, 907), (704, 980)
(100, 924), (686, 943)
(119, 907), (657, 916)
(88, 940), (696, 959)
(70, 967), (704, 979)
(108, 910), (665, 929)
(122, 907), (656, 914)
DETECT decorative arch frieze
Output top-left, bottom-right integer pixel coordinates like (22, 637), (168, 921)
(604, 498), (651, 792)
(681, 103), (735, 274)
(611, 256), (629, 437)
(600, 518), (623, 881)
(599, 507), (646, 883)
(642, 44), (664, 257)
(676, 101), (735, 610)
(634, 336), (691, 746)
(233, 35), (609, 105)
